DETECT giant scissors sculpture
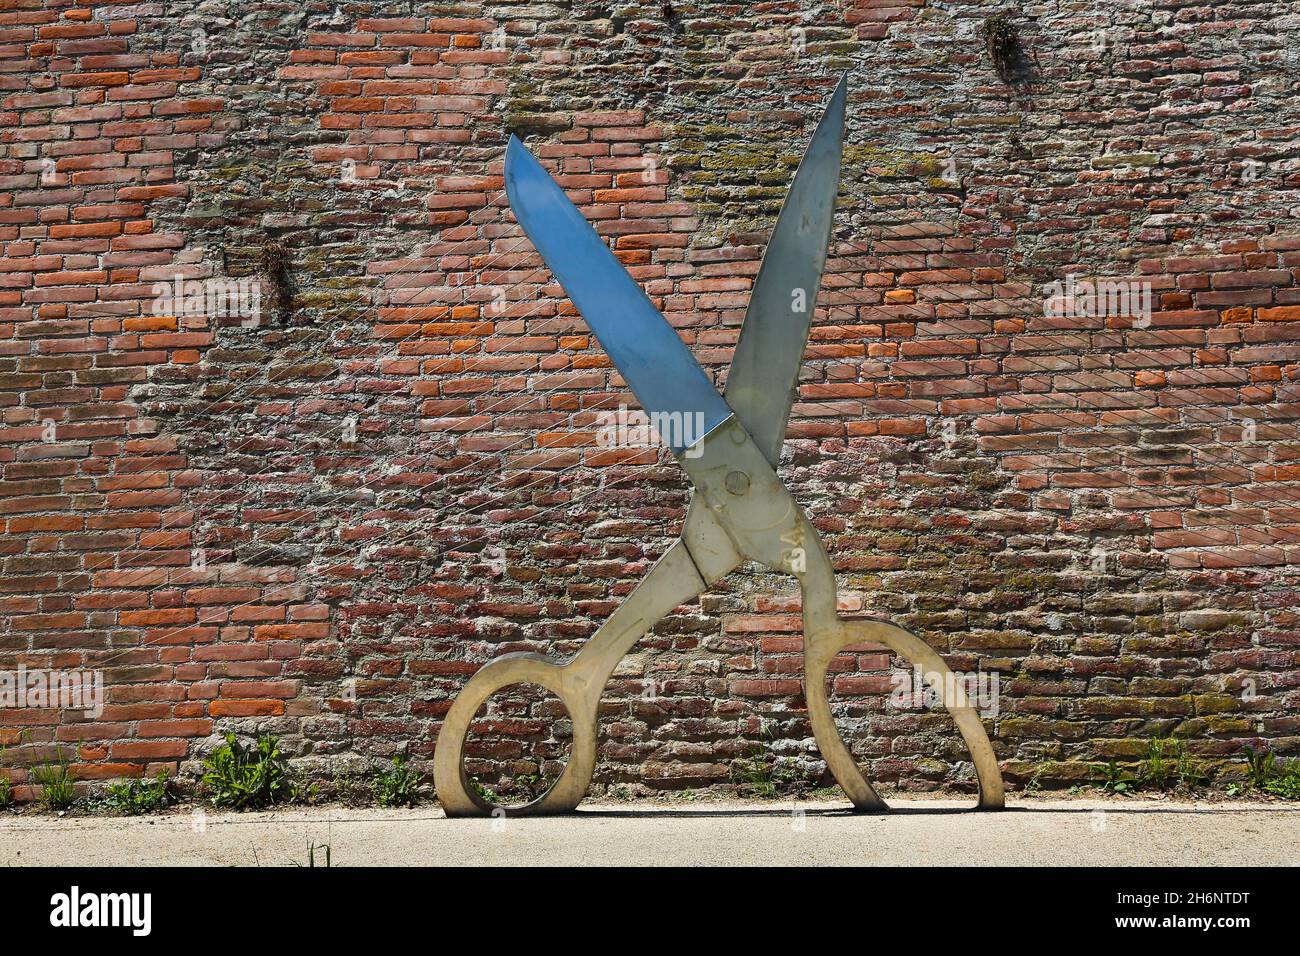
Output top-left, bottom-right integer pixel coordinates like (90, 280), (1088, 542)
(434, 75), (1005, 815)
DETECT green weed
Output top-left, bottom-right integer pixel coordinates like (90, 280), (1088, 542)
(0, 740), (13, 810)
(1096, 761), (1138, 795)
(730, 721), (799, 799)
(1095, 738), (1204, 795)
(296, 841), (332, 867)
(467, 768), (552, 806)
(469, 777), (498, 803)
(1176, 743), (1207, 790)
(1023, 760), (1054, 794)
(1244, 746), (1275, 788)
(1242, 747), (1300, 799)
(372, 755), (422, 808)
(290, 780), (320, 805)
(511, 770), (554, 803)
(979, 14), (1021, 82)
(1263, 766), (1300, 799)
(202, 733), (288, 810)
(1141, 737), (1177, 790)
(33, 751), (76, 811)
(106, 771), (175, 815)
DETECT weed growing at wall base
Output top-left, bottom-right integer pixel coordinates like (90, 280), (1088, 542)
(1094, 739), (1206, 794)
(729, 720), (806, 798)
(202, 734), (289, 810)
(1242, 747), (1300, 798)
(33, 751), (76, 811)
(105, 772), (176, 816)
(371, 755), (423, 807)
(0, 742), (12, 810)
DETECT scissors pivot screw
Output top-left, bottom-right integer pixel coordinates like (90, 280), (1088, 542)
(725, 471), (751, 495)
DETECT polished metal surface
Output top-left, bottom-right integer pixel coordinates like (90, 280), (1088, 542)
(725, 73), (848, 468)
(435, 76), (1006, 817)
(504, 136), (732, 453)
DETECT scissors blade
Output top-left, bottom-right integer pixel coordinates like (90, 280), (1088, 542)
(504, 136), (732, 454)
(724, 73), (848, 467)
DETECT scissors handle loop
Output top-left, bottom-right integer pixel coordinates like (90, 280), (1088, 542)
(434, 541), (707, 817)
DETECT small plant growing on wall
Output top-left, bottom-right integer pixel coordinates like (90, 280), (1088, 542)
(1241, 746), (1300, 798)
(371, 755), (423, 808)
(980, 14), (1022, 83)
(202, 733), (289, 810)
(0, 739), (14, 810)
(260, 239), (291, 325)
(105, 771), (176, 815)
(33, 748), (76, 812)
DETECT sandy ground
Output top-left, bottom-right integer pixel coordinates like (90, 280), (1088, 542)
(2, 796), (1296, 867)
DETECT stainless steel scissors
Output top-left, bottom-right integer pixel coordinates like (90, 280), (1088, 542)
(434, 74), (1004, 816)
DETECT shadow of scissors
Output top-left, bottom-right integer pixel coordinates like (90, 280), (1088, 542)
(434, 74), (1005, 816)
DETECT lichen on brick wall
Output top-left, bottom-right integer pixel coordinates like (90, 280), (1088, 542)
(1, 0), (1298, 805)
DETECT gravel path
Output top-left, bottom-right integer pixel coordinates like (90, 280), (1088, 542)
(2, 797), (1295, 867)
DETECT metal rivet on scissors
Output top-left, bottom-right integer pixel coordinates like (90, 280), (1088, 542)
(433, 74), (1005, 816)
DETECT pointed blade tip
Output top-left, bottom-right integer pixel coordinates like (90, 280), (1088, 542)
(504, 135), (536, 205)
(505, 133), (524, 168)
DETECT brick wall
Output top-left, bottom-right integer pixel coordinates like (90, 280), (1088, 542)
(2, 0), (1297, 802)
